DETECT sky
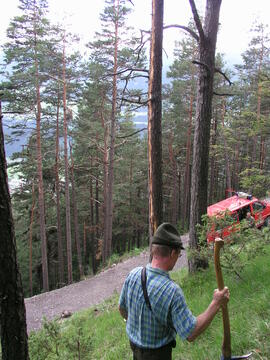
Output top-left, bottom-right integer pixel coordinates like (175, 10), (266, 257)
(1, 0), (270, 69)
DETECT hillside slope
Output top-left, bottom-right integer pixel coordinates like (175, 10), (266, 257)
(25, 235), (189, 333)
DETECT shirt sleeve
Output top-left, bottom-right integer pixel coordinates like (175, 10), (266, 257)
(118, 277), (128, 310)
(170, 286), (197, 340)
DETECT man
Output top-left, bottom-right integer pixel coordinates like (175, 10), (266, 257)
(119, 222), (229, 360)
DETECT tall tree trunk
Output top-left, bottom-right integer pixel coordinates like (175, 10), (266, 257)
(182, 79), (194, 228)
(233, 138), (240, 190)
(105, 0), (119, 260)
(257, 43), (264, 170)
(55, 87), (64, 286)
(148, 0), (164, 237)
(62, 34), (73, 284)
(252, 38), (264, 167)
(209, 113), (218, 203)
(94, 176), (100, 274)
(89, 159), (95, 273)
(220, 98), (232, 196)
(168, 134), (178, 226)
(100, 97), (109, 263)
(0, 99), (29, 360)
(189, 0), (222, 272)
(70, 142), (84, 279)
(259, 136), (265, 170)
(129, 157), (134, 246)
(34, 28), (49, 291)
(29, 183), (35, 297)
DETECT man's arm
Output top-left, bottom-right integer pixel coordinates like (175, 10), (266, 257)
(118, 305), (128, 320)
(187, 287), (229, 342)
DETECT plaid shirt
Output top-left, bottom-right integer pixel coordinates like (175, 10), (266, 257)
(119, 264), (197, 349)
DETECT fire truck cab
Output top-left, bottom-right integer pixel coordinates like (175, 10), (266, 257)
(207, 192), (270, 243)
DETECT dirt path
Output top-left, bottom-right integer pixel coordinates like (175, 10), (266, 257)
(25, 235), (189, 333)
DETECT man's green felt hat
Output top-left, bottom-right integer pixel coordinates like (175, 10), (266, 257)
(151, 222), (184, 249)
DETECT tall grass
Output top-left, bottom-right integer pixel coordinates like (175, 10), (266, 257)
(29, 246), (270, 359)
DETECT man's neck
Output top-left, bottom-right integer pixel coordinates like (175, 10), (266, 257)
(151, 258), (170, 272)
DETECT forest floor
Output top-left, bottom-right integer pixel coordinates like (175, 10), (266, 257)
(25, 234), (189, 333)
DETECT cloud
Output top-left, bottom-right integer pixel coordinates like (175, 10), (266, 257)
(134, 121), (147, 125)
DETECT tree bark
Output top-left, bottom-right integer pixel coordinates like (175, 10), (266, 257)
(148, 0), (164, 237)
(105, 0), (119, 260)
(220, 98), (232, 196)
(0, 99), (29, 360)
(209, 112), (218, 204)
(168, 134), (178, 226)
(70, 142), (84, 279)
(62, 34), (73, 284)
(34, 24), (49, 291)
(182, 78), (194, 228)
(29, 183), (35, 297)
(55, 87), (65, 286)
(94, 176), (100, 274)
(189, 0), (222, 272)
(100, 97), (109, 263)
(89, 158), (96, 274)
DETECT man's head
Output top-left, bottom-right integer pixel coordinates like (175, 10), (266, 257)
(151, 222), (184, 250)
(150, 223), (184, 271)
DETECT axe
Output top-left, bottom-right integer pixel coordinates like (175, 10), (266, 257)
(214, 238), (252, 360)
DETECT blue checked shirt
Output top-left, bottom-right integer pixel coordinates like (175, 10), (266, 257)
(119, 264), (197, 349)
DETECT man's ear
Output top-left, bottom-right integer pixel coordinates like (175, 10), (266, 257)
(170, 248), (177, 257)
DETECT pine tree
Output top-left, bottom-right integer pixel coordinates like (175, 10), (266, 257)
(164, 32), (198, 228)
(3, 0), (52, 291)
(86, 0), (147, 261)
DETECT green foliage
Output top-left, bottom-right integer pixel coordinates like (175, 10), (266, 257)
(29, 316), (93, 359)
(239, 168), (270, 198)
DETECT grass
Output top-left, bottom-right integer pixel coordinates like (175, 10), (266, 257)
(28, 245), (270, 360)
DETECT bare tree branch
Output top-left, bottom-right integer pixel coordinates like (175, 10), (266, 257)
(163, 25), (199, 42)
(215, 68), (233, 86)
(121, 97), (149, 106)
(192, 60), (210, 74)
(3, 111), (26, 115)
(189, 0), (205, 41)
(106, 68), (149, 77)
(213, 91), (235, 97)
(117, 127), (147, 139)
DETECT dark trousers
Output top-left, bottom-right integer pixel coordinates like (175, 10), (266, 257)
(130, 341), (173, 360)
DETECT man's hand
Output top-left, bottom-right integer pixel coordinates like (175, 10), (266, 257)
(187, 286), (230, 342)
(213, 287), (230, 308)
(119, 305), (128, 320)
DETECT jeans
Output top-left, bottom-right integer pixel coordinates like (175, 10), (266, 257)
(129, 340), (175, 360)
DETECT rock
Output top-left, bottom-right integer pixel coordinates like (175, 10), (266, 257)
(61, 310), (72, 319)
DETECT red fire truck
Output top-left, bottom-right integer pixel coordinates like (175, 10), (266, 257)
(207, 192), (270, 243)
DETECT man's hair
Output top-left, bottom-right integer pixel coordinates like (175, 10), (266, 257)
(150, 244), (179, 258)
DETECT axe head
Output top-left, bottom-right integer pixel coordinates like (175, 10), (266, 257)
(221, 353), (252, 359)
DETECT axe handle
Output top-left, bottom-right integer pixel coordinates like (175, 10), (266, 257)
(214, 239), (231, 359)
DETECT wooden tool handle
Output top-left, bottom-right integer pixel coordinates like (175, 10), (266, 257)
(214, 238), (231, 359)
